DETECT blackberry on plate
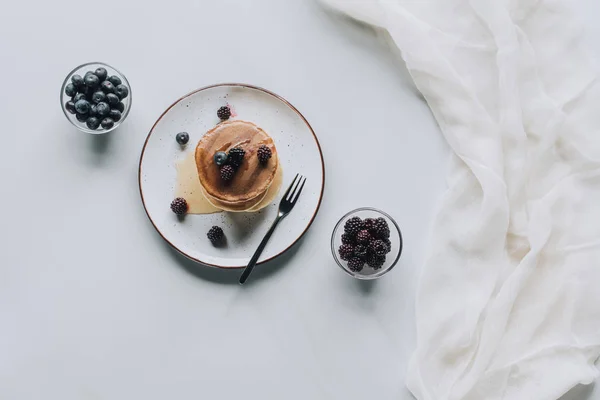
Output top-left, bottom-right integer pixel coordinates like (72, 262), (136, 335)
(257, 145), (272, 163)
(344, 216), (363, 235)
(227, 147), (245, 168)
(101, 118), (114, 130)
(369, 239), (388, 256)
(170, 197), (188, 215)
(363, 218), (376, 231)
(220, 165), (235, 181)
(217, 105), (231, 120)
(338, 244), (354, 261)
(341, 233), (355, 245)
(367, 254), (386, 270)
(207, 226), (225, 244)
(213, 151), (228, 166)
(354, 244), (368, 259)
(371, 217), (390, 239)
(176, 132), (189, 145)
(356, 230), (371, 245)
(348, 257), (365, 272)
(383, 238), (392, 254)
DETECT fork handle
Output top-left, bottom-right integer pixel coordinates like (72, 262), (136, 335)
(239, 216), (282, 284)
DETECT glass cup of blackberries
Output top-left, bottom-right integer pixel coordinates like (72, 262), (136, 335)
(331, 208), (403, 280)
(60, 62), (131, 134)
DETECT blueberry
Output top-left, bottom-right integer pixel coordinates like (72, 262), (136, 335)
(106, 93), (119, 106)
(176, 132), (189, 145)
(94, 67), (108, 81)
(65, 101), (76, 114)
(109, 109), (122, 122)
(91, 91), (106, 104)
(100, 80), (115, 93)
(65, 83), (77, 97)
(86, 117), (101, 130)
(115, 84), (129, 99)
(213, 151), (228, 166)
(71, 74), (84, 88)
(114, 102), (125, 112)
(101, 117), (115, 130)
(84, 73), (100, 88)
(90, 104), (98, 116)
(96, 102), (110, 116)
(76, 113), (88, 122)
(74, 99), (91, 114)
(107, 75), (122, 86)
(72, 92), (86, 103)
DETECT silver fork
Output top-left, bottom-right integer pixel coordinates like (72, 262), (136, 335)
(239, 174), (307, 285)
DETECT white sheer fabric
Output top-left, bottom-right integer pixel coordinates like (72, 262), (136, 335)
(321, 0), (600, 399)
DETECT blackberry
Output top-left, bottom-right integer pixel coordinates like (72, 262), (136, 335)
(369, 239), (388, 256)
(371, 217), (390, 239)
(347, 257), (364, 272)
(207, 226), (225, 244)
(383, 238), (392, 254)
(341, 233), (355, 245)
(344, 216), (363, 235)
(220, 165), (235, 181)
(363, 218), (376, 231)
(356, 230), (371, 245)
(354, 244), (368, 259)
(367, 254), (386, 270)
(257, 145), (272, 163)
(338, 244), (354, 261)
(227, 147), (245, 168)
(217, 106), (231, 120)
(170, 197), (188, 215)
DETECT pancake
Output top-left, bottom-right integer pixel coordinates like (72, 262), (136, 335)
(195, 120), (278, 211)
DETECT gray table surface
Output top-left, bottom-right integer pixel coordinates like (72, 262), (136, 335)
(1, 0), (598, 399)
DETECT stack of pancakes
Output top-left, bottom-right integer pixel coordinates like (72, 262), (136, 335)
(195, 120), (279, 212)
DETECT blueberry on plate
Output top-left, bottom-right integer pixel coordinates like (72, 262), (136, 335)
(90, 104), (98, 116)
(106, 93), (119, 106)
(115, 84), (129, 99)
(96, 102), (110, 117)
(65, 101), (76, 114)
(86, 116), (101, 130)
(71, 74), (84, 88)
(64, 83), (77, 97)
(107, 75), (122, 86)
(74, 99), (91, 114)
(176, 132), (189, 145)
(114, 102), (125, 113)
(92, 91), (107, 104)
(100, 80), (115, 94)
(94, 67), (108, 81)
(100, 117), (115, 129)
(72, 92), (86, 103)
(76, 113), (88, 122)
(109, 109), (122, 122)
(84, 73), (100, 88)
(213, 151), (228, 166)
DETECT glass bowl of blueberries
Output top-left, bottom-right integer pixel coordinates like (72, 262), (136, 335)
(60, 62), (131, 134)
(331, 208), (403, 280)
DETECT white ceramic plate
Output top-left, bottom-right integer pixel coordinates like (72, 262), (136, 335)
(139, 84), (325, 268)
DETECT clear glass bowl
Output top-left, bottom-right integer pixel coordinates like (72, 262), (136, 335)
(60, 62), (132, 134)
(331, 207), (403, 280)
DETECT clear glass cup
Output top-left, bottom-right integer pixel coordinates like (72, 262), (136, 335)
(331, 207), (403, 280)
(60, 62), (131, 134)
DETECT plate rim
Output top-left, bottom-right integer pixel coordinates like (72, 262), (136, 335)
(138, 82), (326, 269)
